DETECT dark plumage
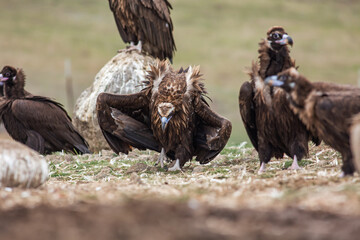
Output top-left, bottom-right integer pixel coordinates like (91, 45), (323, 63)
(0, 66), (90, 155)
(109, 0), (176, 62)
(239, 26), (314, 174)
(0, 82), (3, 97)
(97, 60), (232, 171)
(265, 68), (360, 175)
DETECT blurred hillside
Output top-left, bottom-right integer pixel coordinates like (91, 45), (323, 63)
(0, 0), (359, 145)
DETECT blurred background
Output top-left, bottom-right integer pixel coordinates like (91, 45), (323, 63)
(0, 0), (359, 145)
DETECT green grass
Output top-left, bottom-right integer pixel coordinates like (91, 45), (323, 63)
(1, 0), (360, 145)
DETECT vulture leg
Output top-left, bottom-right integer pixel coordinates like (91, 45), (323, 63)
(258, 162), (266, 174)
(155, 148), (167, 168)
(341, 151), (355, 176)
(122, 41), (142, 53)
(168, 159), (182, 172)
(289, 155), (301, 170)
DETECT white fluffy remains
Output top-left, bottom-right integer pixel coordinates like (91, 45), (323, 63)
(0, 140), (48, 188)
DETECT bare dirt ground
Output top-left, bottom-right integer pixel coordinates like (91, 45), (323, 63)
(1, 144), (360, 239)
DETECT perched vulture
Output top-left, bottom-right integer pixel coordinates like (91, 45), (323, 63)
(238, 26), (315, 173)
(108, 0), (176, 62)
(97, 60), (232, 171)
(0, 66), (90, 155)
(265, 68), (360, 175)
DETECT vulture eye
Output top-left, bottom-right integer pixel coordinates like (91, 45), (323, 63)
(272, 33), (280, 39)
(5, 72), (10, 77)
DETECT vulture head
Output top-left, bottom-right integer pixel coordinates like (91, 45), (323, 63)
(267, 26), (293, 51)
(265, 68), (313, 108)
(145, 60), (204, 133)
(0, 65), (25, 98)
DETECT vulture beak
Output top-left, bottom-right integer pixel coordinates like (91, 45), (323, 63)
(0, 74), (9, 82)
(161, 116), (172, 131)
(275, 34), (293, 46)
(264, 75), (285, 87)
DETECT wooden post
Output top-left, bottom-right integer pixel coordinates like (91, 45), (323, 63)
(65, 59), (74, 114)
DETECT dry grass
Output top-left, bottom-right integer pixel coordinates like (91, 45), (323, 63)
(1, 144), (359, 217)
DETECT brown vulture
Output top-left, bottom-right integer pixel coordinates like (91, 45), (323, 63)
(0, 66), (90, 155)
(238, 26), (316, 174)
(97, 60), (232, 171)
(265, 68), (360, 176)
(108, 0), (176, 62)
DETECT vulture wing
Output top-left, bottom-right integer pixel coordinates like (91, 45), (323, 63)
(10, 97), (90, 154)
(239, 81), (258, 150)
(97, 91), (160, 154)
(314, 93), (360, 144)
(194, 98), (232, 164)
(137, 0), (176, 60)
(109, 0), (176, 61)
(111, 108), (160, 151)
(108, 0), (134, 43)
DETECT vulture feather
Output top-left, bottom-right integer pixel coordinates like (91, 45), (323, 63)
(108, 0), (176, 62)
(265, 68), (360, 176)
(239, 26), (314, 173)
(97, 60), (232, 171)
(0, 66), (90, 155)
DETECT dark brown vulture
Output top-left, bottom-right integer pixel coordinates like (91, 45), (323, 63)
(108, 0), (176, 62)
(97, 60), (232, 171)
(265, 68), (360, 176)
(238, 26), (317, 174)
(0, 66), (90, 155)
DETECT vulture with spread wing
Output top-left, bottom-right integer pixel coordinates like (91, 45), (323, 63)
(265, 68), (360, 176)
(97, 60), (232, 171)
(238, 26), (315, 174)
(0, 66), (90, 155)
(108, 0), (176, 62)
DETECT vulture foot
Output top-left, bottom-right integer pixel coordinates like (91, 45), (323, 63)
(155, 148), (167, 168)
(289, 155), (301, 170)
(119, 41), (142, 54)
(258, 162), (266, 174)
(168, 159), (182, 172)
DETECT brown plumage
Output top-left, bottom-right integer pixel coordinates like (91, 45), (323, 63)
(97, 60), (232, 171)
(109, 0), (176, 62)
(265, 68), (360, 175)
(239, 26), (314, 173)
(0, 66), (90, 155)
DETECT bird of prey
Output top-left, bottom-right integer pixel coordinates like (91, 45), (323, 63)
(97, 60), (232, 171)
(238, 26), (317, 174)
(108, 0), (176, 62)
(265, 68), (360, 176)
(0, 66), (90, 155)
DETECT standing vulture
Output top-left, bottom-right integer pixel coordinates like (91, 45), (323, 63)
(0, 66), (90, 155)
(108, 0), (176, 62)
(97, 60), (232, 171)
(265, 68), (360, 176)
(238, 26), (316, 174)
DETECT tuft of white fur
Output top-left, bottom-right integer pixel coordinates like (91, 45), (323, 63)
(0, 140), (48, 188)
(152, 62), (170, 95)
(184, 65), (201, 96)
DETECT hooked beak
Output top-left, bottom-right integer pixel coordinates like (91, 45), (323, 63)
(264, 75), (285, 87)
(275, 34), (293, 46)
(161, 116), (172, 131)
(0, 74), (9, 82)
